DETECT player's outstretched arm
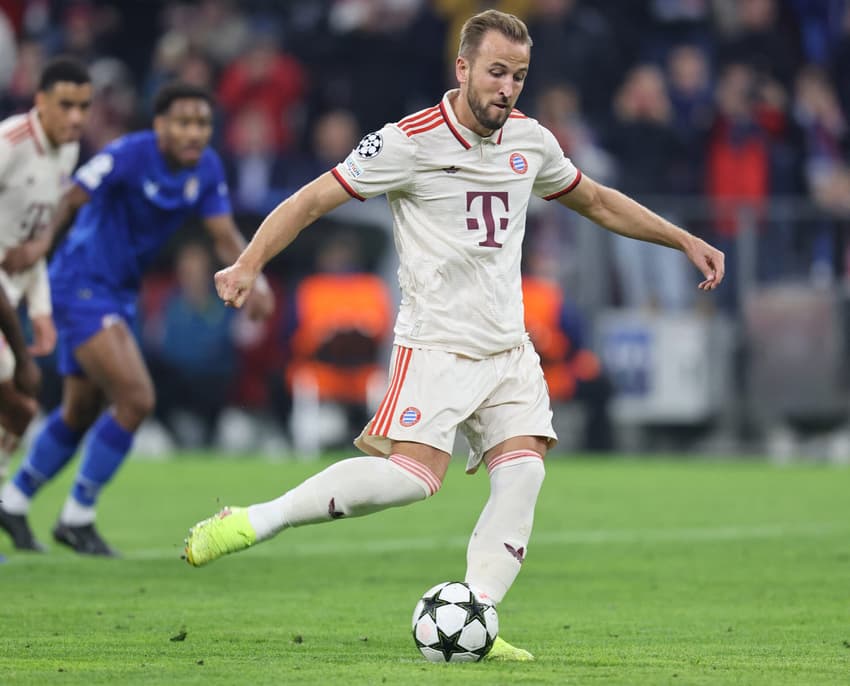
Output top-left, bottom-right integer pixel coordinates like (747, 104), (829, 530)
(559, 174), (725, 291)
(1, 184), (90, 274)
(215, 172), (352, 308)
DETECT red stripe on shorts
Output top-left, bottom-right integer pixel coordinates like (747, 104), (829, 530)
(371, 346), (412, 436)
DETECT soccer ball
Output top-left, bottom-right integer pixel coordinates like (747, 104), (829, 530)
(411, 581), (499, 663)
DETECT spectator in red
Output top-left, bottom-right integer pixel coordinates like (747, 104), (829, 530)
(706, 62), (802, 310)
(217, 28), (306, 155)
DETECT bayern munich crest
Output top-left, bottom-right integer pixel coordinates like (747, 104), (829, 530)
(509, 152), (528, 174)
(356, 132), (383, 159)
(399, 407), (421, 427)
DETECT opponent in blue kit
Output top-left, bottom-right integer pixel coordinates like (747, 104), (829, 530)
(0, 82), (273, 556)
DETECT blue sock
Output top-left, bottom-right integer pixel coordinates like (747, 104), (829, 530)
(71, 413), (134, 507)
(13, 409), (85, 498)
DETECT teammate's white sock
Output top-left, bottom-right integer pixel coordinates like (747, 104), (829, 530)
(465, 450), (545, 604)
(59, 495), (96, 526)
(0, 479), (30, 514)
(247, 454), (442, 541)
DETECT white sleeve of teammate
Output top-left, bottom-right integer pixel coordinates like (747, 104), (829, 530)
(331, 125), (415, 200)
(532, 125), (582, 200)
(22, 258), (51, 318)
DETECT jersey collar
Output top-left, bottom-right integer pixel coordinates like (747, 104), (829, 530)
(440, 90), (504, 150)
(27, 108), (48, 156)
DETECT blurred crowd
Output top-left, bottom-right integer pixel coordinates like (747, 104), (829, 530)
(3, 0), (850, 453)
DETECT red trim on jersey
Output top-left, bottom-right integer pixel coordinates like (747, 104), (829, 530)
(543, 169), (583, 201)
(389, 454), (441, 495)
(439, 101), (471, 150)
(27, 112), (44, 155)
(405, 119), (445, 137)
(398, 106), (440, 130)
(486, 449), (543, 474)
(331, 168), (366, 202)
(371, 346), (412, 436)
(401, 113), (442, 135)
(497, 128), (503, 145)
(509, 108), (528, 119)
(4, 121), (30, 145)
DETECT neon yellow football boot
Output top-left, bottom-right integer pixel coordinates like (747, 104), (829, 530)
(485, 636), (535, 662)
(183, 506), (256, 567)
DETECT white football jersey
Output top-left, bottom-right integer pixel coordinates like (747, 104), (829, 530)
(0, 108), (78, 314)
(333, 90), (580, 358)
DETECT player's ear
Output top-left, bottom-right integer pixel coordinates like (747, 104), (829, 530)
(34, 89), (47, 114)
(153, 114), (165, 137)
(456, 56), (470, 86)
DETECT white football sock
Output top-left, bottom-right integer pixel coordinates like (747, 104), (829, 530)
(59, 495), (96, 526)
(247, 454), (441, 541)
(0, 479), (30, 514)
(465, 450), (545, 604)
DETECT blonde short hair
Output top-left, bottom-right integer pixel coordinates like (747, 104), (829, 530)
(458, 9), (532, 60)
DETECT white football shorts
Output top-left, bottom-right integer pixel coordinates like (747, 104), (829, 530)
(355, 342), (557, 473)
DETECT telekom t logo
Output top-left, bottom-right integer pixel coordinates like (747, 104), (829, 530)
(466, 191), (509, 248)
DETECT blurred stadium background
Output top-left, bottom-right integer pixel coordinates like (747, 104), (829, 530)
(4, 0), (850, 462)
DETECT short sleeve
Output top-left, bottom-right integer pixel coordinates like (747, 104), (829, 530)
(197, 150), (232, 218)
(73, 138), (132, 195)
(332, 125), (415, 201)
(532, 125), (582, 201)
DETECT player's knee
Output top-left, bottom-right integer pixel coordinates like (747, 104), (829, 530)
(20, 395), (38, 425)
(0, 393), (39, 436)
(118, 385), (156, 424)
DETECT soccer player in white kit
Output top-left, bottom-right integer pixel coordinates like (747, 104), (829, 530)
(184, 10), (725, 660)
(0, 57), (92, 550)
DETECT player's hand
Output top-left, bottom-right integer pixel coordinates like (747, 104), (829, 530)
(2, 238), (49, 274)
(214, 262), (257, 309)
(13, 356), (41, 396)
(685, 237), (725, 291)
(28, 315), (57, 356)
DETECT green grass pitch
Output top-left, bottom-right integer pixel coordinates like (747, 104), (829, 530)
(1, 453), (848, 684)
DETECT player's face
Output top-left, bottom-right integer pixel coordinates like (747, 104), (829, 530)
(35, 81), (93, 146)
(155, 98), (214, 167)
(458, 31), (529, 135)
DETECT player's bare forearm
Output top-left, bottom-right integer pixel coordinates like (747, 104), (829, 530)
(204, 213), (275, 318)
(204, 214), (251, 268)
(4, 183), (90, 273)
(236, 172), (352, 274)
(560, 174), (725, 290)
(46, 183), (89, 252)
(560, 176), (692, 250)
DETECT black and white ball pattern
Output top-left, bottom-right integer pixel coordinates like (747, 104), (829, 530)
(411, 581), (499, 663)
(355, 132), (383, 158)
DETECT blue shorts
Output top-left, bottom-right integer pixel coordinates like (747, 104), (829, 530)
(51, 279), (137, 376)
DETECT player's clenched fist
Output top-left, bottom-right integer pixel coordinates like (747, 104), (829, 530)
(215, 263), (256, 308)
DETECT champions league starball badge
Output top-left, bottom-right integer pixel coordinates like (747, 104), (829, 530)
(355, 132), (383, 159)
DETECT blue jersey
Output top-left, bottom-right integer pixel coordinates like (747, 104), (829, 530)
(50, 131), (231, 293)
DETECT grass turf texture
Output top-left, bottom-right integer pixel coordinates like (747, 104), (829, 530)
(1, 454), (848, 685)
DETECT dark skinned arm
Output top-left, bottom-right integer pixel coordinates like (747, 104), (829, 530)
(2, 183), (91, 274)
(0, 284), (40, 395)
